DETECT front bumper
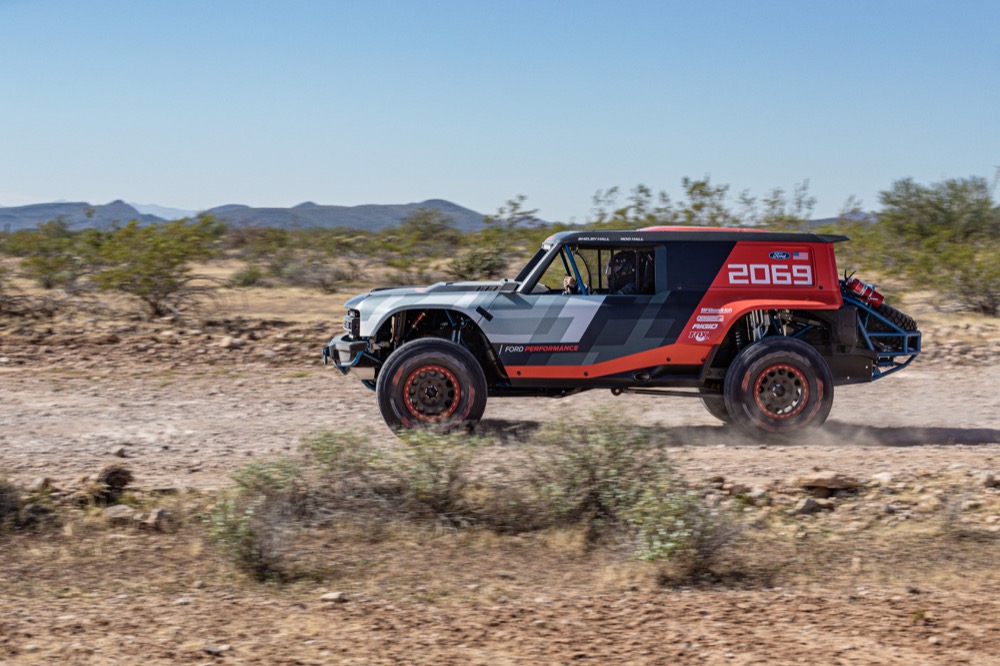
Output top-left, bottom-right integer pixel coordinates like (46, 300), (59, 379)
(322, 334), (376, 378)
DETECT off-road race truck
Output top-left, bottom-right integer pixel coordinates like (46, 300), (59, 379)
(323, 227), (921, 436)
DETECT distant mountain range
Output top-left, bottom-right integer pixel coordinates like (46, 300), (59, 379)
(0, 199), (488, 233)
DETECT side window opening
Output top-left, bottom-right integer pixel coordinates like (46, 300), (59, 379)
(601, 246), (656, 295)
(535, 245), (660, 295)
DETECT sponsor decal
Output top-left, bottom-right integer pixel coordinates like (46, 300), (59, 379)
(688, 331), (712, 342)
(696, 314), (724, 323)
(500, 344), (579, 354)
(692, 323), (718, 330)
(769, 251), (791, 260)
(700, 307), (733, 314)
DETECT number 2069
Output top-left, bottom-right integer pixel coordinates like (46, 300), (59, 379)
(727, 263), (813, 286)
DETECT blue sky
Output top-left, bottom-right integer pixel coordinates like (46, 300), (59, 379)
(1, 0), (998, 222)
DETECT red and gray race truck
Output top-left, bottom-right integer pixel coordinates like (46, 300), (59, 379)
(323, 226), (921, 436)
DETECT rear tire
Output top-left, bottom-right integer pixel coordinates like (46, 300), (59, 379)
(724, 337), (834, 436)
(376, 338), (487, 432)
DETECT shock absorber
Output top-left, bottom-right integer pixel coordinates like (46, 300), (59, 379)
(734, 326), (746, 351)
(404, 311), (427, 341)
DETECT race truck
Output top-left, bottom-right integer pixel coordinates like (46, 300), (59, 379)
(323, 227), (921, 436)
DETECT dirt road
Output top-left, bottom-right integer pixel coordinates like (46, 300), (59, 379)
(2, 341), (998, 491)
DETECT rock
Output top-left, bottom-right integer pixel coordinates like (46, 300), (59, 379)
(96, 464), (133, 490)
(218, 336), (243, 349)
(723, 482), (751, 496)
(792, 497), (821, 515)
(320, 592), (347, 603)
(871, 472), (894, 485)
(706, 475), (726, 488)
(137, 507), (173, 531)
(915, 496), (943, 513)
(204, 645), (231, 656)
(109, 446), (128, 458)
(982, 473), (998, 489)
(174, 597), (193, 605)
(19, 503), (52, 527)
(814, 498), (836, 511)
(104, 504), (136, 526)
(797, 471), (860, 491)
(27, 477), (52, 493)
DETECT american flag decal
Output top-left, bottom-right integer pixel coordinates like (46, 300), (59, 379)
(793, 251), (808, 260)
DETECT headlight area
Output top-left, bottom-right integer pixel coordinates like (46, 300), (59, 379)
(343, 309), (361, 338)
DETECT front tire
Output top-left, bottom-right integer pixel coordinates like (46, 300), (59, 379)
(376, 338), (487, 431)
(724, 337), (834, 436)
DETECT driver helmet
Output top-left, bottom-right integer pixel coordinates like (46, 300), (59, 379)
(607, 251), (637, 292)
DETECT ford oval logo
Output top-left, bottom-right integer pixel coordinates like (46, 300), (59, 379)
(769, 251), (791, 260)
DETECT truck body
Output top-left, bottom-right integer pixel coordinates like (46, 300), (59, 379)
(324, 227), (920, 435)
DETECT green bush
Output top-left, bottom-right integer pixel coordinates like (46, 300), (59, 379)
(445, 245), (508, 281)
(228, 264), (266, 287)
(93, 215), (225, 316)
(208, 459), (305, 581)
(212, 420), (744, 582)
(876, 176), (1000, 314)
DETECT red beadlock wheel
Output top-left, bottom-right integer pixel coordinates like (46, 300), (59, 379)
(724, 337), (834, 436)
(377, 338), (487, 432)
(752, 363), (809, 421)
(402, 364), (462, 423)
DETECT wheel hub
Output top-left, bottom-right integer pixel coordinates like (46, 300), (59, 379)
(754, 364), (808, 420)
(403, 365), (460, 422)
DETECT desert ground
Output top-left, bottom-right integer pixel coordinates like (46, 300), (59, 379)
(1, 303), (999, 665)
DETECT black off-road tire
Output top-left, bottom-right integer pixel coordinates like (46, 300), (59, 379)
(699, 391), (732, 424)
(724, 337), (834, 436)
(376, 338), (488, 432)
(873, 302), (918, 332)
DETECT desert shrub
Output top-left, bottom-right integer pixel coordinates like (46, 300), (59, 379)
(0, 264), (12, 309)
(876, 176), (1000, 315)
(228, 264), (267, 287)
(627, 485), (744, 581)
(212, 420), (744, 582)
(382, 429), (483, 524)
(445, 244), (508, 281)
(529, 414), (745, 575)
(533, 415), (676, 531)
(0, 479), (24, 531)
(378, 208), (462, 284)
(278, 259), (349, 293)
(209, 458), (306, 581)
(15, 220), (108, 291)
(92, 215), (225, 316)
